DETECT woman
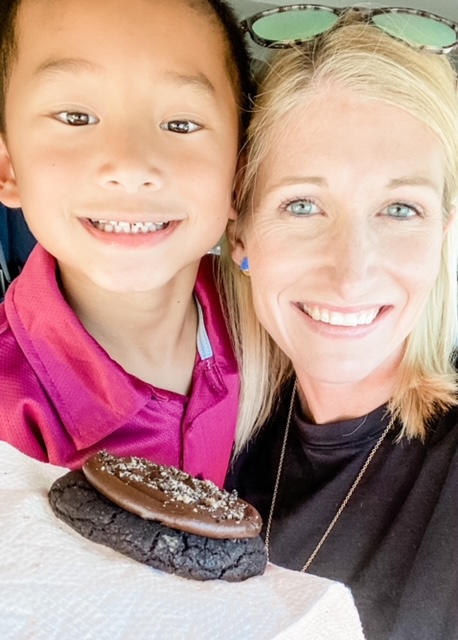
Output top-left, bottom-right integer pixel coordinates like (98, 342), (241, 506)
(224, 9), (458, 640)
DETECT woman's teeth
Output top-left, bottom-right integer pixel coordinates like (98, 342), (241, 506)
(303, 305), (380, 327)
(90, 220), (169, 233)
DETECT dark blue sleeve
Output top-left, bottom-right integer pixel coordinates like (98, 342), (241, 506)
(0, 204), (36, 300)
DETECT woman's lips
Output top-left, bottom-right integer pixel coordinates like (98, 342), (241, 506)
(301, 304), (382, 327)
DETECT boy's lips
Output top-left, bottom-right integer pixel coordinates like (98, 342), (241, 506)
(88, 219), (170, 234)
(80, 216), (178, 247)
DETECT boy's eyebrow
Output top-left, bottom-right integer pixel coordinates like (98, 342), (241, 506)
(34, 57), (103, 78)
(164, 70), (216, 96)
(33, 58), (216, 96)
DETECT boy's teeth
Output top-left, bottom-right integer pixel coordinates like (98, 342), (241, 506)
(91, 220), (169, 233)
(304, 305), (379, 326)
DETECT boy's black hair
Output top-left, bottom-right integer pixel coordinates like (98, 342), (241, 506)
(201, 0), (253, 135)
(0, 0), (253, 136)
(0, 0), (18, 133)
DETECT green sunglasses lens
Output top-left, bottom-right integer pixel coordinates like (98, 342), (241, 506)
(372, 13), (457, 48)
(252, 8), (339, 43)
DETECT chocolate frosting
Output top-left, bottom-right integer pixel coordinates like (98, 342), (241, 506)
(83, 451), (263, 539)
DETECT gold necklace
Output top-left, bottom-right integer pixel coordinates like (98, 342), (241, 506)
(264, 379), (394, 572)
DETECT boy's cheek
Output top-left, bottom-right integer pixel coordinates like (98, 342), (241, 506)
(0, 137), (21, 208)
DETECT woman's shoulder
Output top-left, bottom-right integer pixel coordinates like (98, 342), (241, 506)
(425, 401), (458, 454)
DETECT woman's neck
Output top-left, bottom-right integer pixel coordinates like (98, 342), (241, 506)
(295, 353), (402, 425)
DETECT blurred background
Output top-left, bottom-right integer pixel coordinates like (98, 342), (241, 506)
(230, 0), (456, 22)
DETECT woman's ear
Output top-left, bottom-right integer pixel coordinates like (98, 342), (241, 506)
(444, 205), (456, 237)
(0, 137), (21, 208)
(227, 216), (247, 267)
(228, 151), (248, 266)
(227, 220), (247, 267)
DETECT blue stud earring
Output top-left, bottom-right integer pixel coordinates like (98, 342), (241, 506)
(240, 256), (250, 276)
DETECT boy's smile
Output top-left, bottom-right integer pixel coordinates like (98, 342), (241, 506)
(0, 0), (239, 294)
(89, 221), (169, 234)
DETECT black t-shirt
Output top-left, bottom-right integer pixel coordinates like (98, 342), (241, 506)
(226, 380), (458, 640)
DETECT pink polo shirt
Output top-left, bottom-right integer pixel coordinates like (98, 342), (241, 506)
(0, 246), (239, 486)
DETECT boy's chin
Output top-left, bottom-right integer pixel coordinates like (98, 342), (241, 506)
(85, 267), (195, 296)
(89, 276), (174, 295)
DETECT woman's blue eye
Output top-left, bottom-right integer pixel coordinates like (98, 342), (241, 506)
(55, 112), (98, 126)
(160, 120), (201, 134)
(385, 203), (419, 218)
(286, 200), (320, 216)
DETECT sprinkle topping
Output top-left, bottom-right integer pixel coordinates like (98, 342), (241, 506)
(82, 451), (263, 539)
(98, 451), (246, 522)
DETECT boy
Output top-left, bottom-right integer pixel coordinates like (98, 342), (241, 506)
(0, 0), (251, 486)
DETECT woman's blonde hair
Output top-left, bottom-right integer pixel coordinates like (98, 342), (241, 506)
(220, 18), (458, 453)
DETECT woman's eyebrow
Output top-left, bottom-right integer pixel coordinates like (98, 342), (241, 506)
(387, 176), (441, 192)
(268, 175), (442, 189)
(264, 176), (327, 194)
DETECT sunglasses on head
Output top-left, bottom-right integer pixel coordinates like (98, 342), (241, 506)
(240, 4), (458, 54)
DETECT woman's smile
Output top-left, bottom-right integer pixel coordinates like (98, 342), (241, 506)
(299, 303), (382, 327)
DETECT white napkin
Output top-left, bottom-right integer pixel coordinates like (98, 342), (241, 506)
(0, 441), (365, 640)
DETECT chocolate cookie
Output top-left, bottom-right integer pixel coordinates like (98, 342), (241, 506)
(83, 451), (262, 539)
(48, 453), (267, 582)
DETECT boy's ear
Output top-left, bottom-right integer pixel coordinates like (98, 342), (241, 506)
(0, 136), (21, 207)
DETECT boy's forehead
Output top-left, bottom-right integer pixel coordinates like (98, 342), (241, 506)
(19, 0), (202, 11)
(16, 0), (218, 47)
(13, 0), (228, 76)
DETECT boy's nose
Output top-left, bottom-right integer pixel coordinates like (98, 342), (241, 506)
(99, 166), (163, 193)
(96, 131), (164, 193)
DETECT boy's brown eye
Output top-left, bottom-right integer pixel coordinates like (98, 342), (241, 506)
(55, 111), (98, 126)
(160, 120), (201, 134)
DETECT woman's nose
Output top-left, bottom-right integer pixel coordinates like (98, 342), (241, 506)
(327, 220), (378, 301)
